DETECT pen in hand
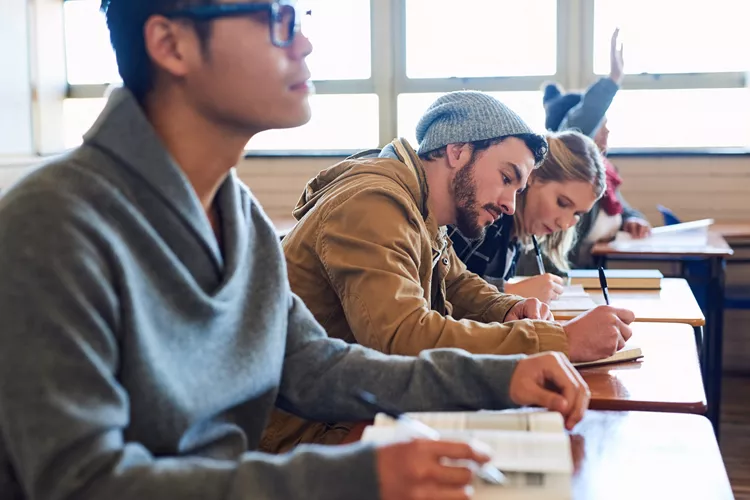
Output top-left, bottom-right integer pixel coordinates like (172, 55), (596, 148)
(531, 235), (545, 275)
(355, 391), (506, 486)
(598, 266), (610, 305)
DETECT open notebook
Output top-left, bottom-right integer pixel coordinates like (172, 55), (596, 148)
(572, 345), (643, 368)
(362, 410), (573, 499)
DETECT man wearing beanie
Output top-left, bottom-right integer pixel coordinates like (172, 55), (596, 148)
(262, 91), (631, 453)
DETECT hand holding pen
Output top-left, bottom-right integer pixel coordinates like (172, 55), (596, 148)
(357, 391), (507, 490)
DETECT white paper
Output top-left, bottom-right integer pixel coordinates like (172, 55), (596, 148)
(549, 285), (597, 311)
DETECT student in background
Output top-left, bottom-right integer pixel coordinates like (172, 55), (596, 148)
(0, 2), (592, 499)
(534, 28), (651, 270)
(451, 130), (609, 304)
(263, 92), (634, 454)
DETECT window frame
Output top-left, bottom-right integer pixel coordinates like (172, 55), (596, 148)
(28, 0), (750, 156)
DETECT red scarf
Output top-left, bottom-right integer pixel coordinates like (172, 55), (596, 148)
(600, 158), (623, 216)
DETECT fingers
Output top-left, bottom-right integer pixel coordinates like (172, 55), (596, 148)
(615, 317), (633, 342)
(547, 274), (565, 285)
(616, 334), (626, 351)
(425, 440), (490, 464)
(560, 359), (590, 430)
(614, 307), (636, 324)
(523, 299), (544, 319)
(540, 302), (554, 321)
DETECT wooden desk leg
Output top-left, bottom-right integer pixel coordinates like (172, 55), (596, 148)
(705, 256), (726, 438)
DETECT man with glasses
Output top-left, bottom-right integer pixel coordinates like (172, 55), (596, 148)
(0, 1), (589, 499)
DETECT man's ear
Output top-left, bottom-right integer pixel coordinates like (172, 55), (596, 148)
(143, 15), (201, 80)
(445, 143), (472, 170)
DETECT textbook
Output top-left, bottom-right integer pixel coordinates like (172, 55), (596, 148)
(567, 269), (663, 290)
(572, 346), (643, 368)
(362, 410), (573, 499)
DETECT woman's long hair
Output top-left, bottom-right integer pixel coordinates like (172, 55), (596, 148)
(514, 130), (606, 271)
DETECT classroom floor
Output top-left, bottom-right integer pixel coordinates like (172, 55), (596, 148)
(721, 374), (750, 499)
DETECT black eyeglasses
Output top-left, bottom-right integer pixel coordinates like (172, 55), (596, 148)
(162, 1), (310, 48)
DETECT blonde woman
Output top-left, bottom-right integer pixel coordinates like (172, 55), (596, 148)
(449, 130), (607, 303)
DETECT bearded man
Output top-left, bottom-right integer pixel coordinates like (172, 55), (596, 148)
(261, 91), (619, 452)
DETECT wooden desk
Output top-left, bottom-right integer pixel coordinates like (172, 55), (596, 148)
(571, 411), (733, 500)
(579, 323), (706, 414)
(591, 233), (731, 436)
(347, 411), (733, 499)
(591, 231), (733, 259)
(553, 278), (705, 326)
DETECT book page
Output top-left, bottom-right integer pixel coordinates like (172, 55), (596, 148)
(361, 426), (573, 474)
(373, 410), (565, 433)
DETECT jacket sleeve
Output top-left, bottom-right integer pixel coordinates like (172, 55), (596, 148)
(316, 188), (569, 357)
(559, 77), (620, 137)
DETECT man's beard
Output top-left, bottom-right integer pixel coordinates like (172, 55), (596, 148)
(452, 159), (485, 240)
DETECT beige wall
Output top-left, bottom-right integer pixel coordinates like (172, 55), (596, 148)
(237, 154), (750, 224)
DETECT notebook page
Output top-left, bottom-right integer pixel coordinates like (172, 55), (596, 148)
(573, 346), (643, 368)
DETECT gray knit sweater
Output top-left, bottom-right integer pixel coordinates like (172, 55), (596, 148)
(0, 89), (523, 500)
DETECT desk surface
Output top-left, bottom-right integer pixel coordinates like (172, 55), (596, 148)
(570, 411), (732, 499)
(579, 322), (706, 414)
(592, 231), (733, 258)
(553, 278), (705, 326)
(346, 411), (732, 499)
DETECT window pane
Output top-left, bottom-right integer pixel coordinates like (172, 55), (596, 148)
(63, 98), (107, 149)
(64, 1), (371, 84)
(64, 0), (120, 85)
(62, 95), (379, 151)
(248, 94), (379, 150)
(605, 89), (750, 149)
(405, 0), (557, 79)
(594, 0), (750, 75)
(397, 92), (546, 147)
(304, 0), (371, 80)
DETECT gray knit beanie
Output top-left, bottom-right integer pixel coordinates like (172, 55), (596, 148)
(416, 91), (535, 155)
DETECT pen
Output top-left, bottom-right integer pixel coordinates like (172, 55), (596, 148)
(355, 391), (506, 486)
(531, 235), (545, 274)
(598, 266), (610, 305)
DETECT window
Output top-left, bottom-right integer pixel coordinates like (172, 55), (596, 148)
(405, 0), (557, 79)
(590, 0), (750, 149)
(63, 0), (119, 85)
(249, 94), (379, 151)
(593, 0), (750, 75)
(59, 0), (374, 152)
(25, 0), (750, 154)
(605, 89), (750, 149)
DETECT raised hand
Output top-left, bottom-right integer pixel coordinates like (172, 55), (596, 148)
(609, 28), (625, 85)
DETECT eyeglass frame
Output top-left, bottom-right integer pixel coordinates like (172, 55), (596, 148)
(161, 1), (307, 48)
